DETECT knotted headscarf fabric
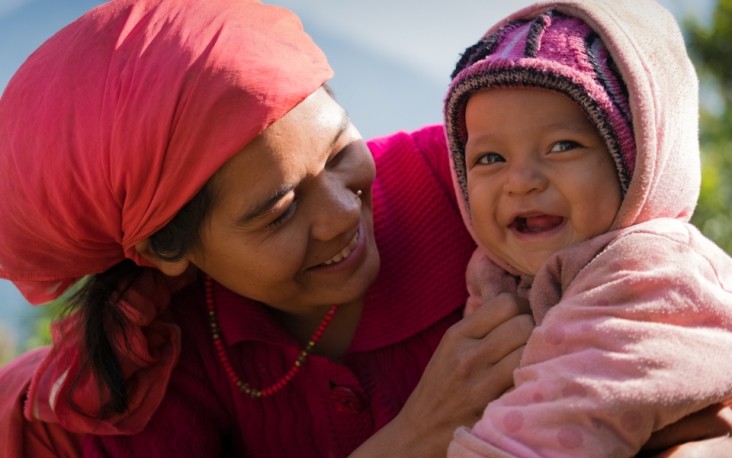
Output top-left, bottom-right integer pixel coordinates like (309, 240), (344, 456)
(0, 0), (333, 304)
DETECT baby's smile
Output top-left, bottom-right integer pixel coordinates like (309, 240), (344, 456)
(509, 214), (566, 234)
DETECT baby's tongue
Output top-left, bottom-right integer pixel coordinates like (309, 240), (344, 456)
(520, 215), (563, 233)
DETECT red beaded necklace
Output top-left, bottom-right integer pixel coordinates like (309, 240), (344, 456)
(205, 275), (339, 398)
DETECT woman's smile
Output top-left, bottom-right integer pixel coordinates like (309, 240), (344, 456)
(322, 229), (360, 266)
(309, 218), (370, 276)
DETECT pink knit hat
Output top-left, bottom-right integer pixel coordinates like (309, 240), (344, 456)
(445, 11), (635, 203)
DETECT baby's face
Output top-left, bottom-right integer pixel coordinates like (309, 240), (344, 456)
(464, 87), (622, 276)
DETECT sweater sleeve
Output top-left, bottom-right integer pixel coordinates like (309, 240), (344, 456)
(452, 226), (732, 457)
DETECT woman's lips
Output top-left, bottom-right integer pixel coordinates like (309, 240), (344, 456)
(322, 230), (359, 266)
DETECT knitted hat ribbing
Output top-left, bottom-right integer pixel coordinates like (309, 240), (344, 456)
(445, 11), (635, 202)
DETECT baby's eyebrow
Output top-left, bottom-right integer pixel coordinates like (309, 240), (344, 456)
(541, 116), (597, 132)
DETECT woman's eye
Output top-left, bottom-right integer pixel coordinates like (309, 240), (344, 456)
(550, 140), (580, 153)
(327, 145), (349, 168)
(267, 201), (297, 229)
(475, 152), (504, 166)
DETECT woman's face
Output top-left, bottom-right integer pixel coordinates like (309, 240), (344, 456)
(188, 88), (379, 313)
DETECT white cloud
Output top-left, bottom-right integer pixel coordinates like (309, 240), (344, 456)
(0, 0), (35, 17)
(270, 0), (536, 84)
(269, 0), (712, 85)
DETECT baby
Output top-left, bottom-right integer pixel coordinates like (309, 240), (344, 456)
(444, 0), (732, 456)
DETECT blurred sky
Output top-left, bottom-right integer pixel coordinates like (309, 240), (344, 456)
(0, 0), (715, 353)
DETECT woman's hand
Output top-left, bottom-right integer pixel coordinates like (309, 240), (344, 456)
(464, 250), (520, 317)
(641, 403), (732, 457)
(351, 293), (533, 457)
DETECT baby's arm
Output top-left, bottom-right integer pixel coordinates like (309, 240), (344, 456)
(451, 230), (732, 457)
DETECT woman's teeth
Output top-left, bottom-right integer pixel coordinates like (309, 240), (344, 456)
(323, 231), (359, 265)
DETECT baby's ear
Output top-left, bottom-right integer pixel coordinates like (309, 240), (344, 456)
(133, 239), (190, 277)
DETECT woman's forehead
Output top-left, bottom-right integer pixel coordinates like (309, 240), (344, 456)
(207, 89), (354, 213)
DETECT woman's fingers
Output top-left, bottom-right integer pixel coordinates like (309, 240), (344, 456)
(388, 293), (534, 455)
(467, 313), (533, 366)
(456, 292), (532, 340)
(643, 403), (732, 455)
(650, 436), (732, 458)
(474, 345), (526, 404)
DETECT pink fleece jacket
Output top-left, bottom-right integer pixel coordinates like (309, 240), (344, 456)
(448, 1), (732, 457)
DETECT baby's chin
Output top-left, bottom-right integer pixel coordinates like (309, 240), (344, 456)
(503, 256), (543, 278)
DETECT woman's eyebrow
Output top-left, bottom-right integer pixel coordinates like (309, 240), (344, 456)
(238, 184), (295, 225)
(238, 110), (350, 226)
(328, 110), (351, 151)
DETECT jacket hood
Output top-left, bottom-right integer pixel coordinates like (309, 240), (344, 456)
(445, 0), (700, 275)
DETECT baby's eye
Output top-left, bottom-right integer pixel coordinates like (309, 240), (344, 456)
(475, 152), (504, 166)
(550, 140), (580, 153)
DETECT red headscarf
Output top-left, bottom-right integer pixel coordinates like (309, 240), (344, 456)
(0, 0), (332, 304)
(0, 0), (332, 435)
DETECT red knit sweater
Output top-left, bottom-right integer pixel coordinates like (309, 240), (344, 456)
(84, 125), (476, 457)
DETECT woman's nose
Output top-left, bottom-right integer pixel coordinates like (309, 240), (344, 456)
(502, 160), (548, 196)
(309, 183), (361, 241)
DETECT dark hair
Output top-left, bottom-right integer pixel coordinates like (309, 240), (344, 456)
(66, 181), (213, 416)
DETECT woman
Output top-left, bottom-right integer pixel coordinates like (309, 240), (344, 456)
(0, 0), (728, 456)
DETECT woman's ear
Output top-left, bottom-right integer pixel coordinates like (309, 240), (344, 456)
(134, 239), (191, 277)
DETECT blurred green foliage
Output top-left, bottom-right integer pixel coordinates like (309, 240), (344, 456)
(23, 302), (57, 349)
(685, 0), (732, 253)
(13, 283), (77, 358)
